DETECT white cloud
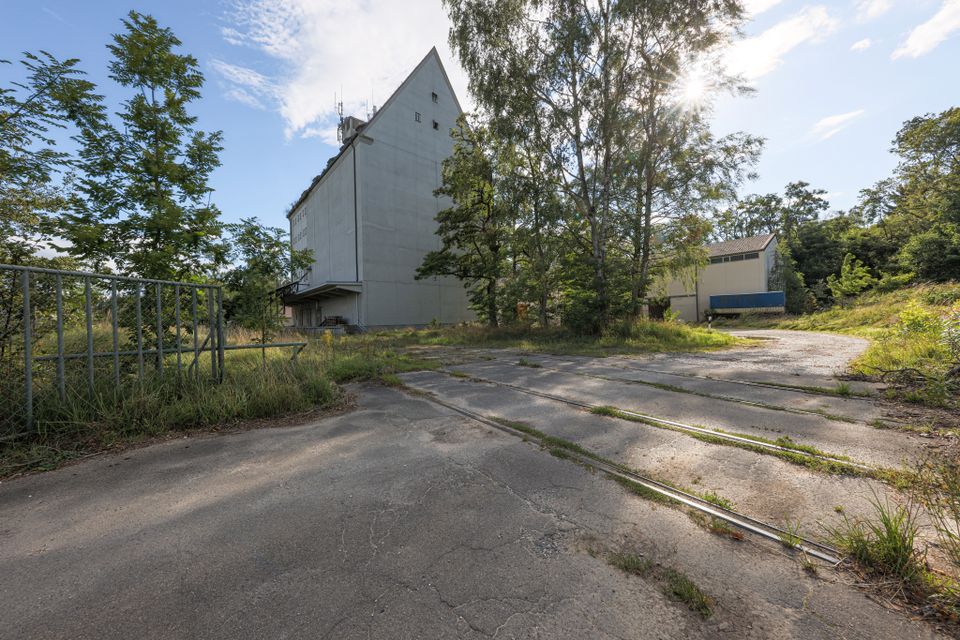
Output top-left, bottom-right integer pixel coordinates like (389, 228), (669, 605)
(850, 38), (872, 51)
(856, 0), (894, 21)
(216, 0), (470, 142)
(742, 0), (784, 17)
(724, 6), (839, 80)
(892, 0), (960, 59)
(809, 109), (865, 140)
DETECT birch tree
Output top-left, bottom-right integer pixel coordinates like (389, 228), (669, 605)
(445, 0), (751, 330)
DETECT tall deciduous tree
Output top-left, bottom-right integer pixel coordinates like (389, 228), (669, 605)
(61, 11), (224, 281)
(224, 218), (312, 358)
(0, 52), (102, 360)
(882, 108), (960, 281)
(444, 0), (749, 330)
(713, 182), (828, 242)
(0, 51), (102, 265)
(507, 144), (566, 326)
(416, 116), (512, 327)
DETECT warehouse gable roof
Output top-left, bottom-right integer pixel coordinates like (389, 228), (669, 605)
(706, 233), (776, 258)
(286, 47), (460, 219)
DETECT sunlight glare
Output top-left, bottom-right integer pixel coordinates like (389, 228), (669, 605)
(678, 67), (709, 108)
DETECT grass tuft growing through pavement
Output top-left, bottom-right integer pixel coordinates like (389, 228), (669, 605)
(778, 521), (804, 549)
(824, 493), (931, 596)
(662, 568), (714, 618)
(587, 403), (909, 483)
(516, 358), (543, 368)
(608, 552), (713, 618)
(489, 415), (745, 539)
(608, 551), (652, 575)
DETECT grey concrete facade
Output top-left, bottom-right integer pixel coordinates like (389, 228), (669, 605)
(285, 48), (475, 328)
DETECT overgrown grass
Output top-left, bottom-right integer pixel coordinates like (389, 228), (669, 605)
(825, 493), (929, 592)
(1, 333), (436, 477)
(747, 379), (874, 398)
(587, 404), (895, 482)
(369, 318), (743, 357)
(824, 467), (960, 619)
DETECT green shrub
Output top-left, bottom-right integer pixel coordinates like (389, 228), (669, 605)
(923, 288), (960, 306)
(826, 494), (926, 587)
(899, 228), (960, 283)
(876, 271), (914, 293)
(827, 253), (877, 303)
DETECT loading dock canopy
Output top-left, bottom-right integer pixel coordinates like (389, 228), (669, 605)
(279, 281), (362, 304)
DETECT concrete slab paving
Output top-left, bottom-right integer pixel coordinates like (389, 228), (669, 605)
(624, 330), (880, 394)
(0, 385), (942, 639)
(439, 359), (927, 469)
(400, 370), (892, 536)
(497, 351), (886, 425)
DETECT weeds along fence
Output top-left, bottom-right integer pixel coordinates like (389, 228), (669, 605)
(0, 264), (305, 440)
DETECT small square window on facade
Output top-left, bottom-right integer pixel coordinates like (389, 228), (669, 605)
(415, 112), (421, 122)
(431, 92), (438, 103)
(432, 120), (439, 130)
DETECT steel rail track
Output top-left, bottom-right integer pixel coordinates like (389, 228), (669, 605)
(420, 390), (842, 565)
(604, 361), (876, 403)
(509, 360), (861, 424)
(440, 369), (877, 474)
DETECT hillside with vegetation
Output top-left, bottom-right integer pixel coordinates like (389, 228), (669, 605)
(712, 107), (958, 312)
(709, 107), (959, 408)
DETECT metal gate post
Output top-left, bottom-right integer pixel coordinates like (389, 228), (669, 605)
(216, 286), (225, 382)
(22, 270), (32, 431)
(135, 285), (144, 379)
(174, 284), (182, 374)
(207, 288), (217, 380)
(156, 284), (163, 374)
(55, 274), (65, 401)
(191, 288), (199, 380)
(84, 277), (94, 395)
(111, 280), (120, 385)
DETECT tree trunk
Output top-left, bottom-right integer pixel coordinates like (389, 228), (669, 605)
(538, 287), (548, 327)
(636, 163), (655, 311)
(590, 213), (608, 328)
(486, 278), (499, 328)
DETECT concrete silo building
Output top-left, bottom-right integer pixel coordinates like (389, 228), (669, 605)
(281, 48), (475, 329)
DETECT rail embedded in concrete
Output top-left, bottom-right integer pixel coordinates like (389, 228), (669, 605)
(439, 369), (877, 474)
(420, 389), (841, 565)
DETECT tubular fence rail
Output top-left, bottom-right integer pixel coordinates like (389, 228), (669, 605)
(0, 263), (306, 440)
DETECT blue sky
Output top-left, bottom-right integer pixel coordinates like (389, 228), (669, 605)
(3, 0), (959, 232)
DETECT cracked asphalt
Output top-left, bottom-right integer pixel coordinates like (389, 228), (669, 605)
(0, 331), (947, 638)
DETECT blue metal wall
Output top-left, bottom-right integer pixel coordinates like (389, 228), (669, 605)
(709, 291), (786, 310)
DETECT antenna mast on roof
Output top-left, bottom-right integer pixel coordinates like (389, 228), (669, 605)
(334, 93), (344, 143)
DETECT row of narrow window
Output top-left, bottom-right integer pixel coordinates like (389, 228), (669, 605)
(709, 252), (760, 264)
(414, 112), (440, 129)
(415, 91), (441, 128)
